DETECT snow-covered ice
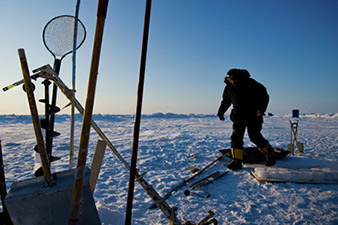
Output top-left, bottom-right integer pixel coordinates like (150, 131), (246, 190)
(0, 113), (337, 224)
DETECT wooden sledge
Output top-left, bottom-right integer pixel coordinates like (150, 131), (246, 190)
(245, 154), (338, 170)
(251, 167), (338, 184)
(249, 155), (338, 184)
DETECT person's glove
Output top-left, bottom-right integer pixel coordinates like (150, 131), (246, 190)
(257, 110), (265, 117)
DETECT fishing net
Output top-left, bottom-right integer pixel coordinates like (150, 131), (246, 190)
(43, 15), (86, 59)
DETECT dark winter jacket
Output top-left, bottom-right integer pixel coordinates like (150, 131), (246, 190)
(217, 71), (269, 122)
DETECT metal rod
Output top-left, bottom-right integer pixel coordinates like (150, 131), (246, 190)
(70, 0), (81, 169)
(47, 59), (61, 156)
(125, 0), (152, 224)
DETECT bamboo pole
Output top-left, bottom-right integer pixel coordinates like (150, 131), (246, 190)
(125, 0), (152, 224)
(68, 0), (108, 224)
(18, 49), (52, 183)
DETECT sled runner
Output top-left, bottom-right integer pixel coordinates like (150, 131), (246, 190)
(251, 167), (338, 184)
(249, 155), (338, 184)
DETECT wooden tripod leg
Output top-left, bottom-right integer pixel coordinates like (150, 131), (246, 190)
(18, 49), (52, 183)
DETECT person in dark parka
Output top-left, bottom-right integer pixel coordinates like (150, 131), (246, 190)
(217, 68), (276, 170)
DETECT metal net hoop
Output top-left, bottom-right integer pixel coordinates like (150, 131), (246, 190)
(43, 15), (86, 59)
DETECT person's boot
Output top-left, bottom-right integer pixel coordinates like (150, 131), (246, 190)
(259, 144), (276, 166)
(227, 160), (242, 170)
(227, 148), (243, 170)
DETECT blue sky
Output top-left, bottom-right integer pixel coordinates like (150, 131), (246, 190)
(0, 0), (337, 115)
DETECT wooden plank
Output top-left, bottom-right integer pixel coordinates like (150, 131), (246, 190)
(90, 140), (107, 193)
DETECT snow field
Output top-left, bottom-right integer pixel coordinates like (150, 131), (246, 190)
(0, 114), (337, 224)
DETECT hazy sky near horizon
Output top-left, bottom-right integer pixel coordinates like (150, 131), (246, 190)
(0, 0), (337, 115)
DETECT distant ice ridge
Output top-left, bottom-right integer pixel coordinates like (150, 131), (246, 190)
(0, 112), (337, 125)
(265, 113), (338, 119)
(300, 113), (338, 119)
(0, 113), (216, 125)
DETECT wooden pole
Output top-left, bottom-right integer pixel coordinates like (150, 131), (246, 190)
(18, 49), (52, 183)
(68, 0), (108, 224)
(125, 0), (152, 224)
